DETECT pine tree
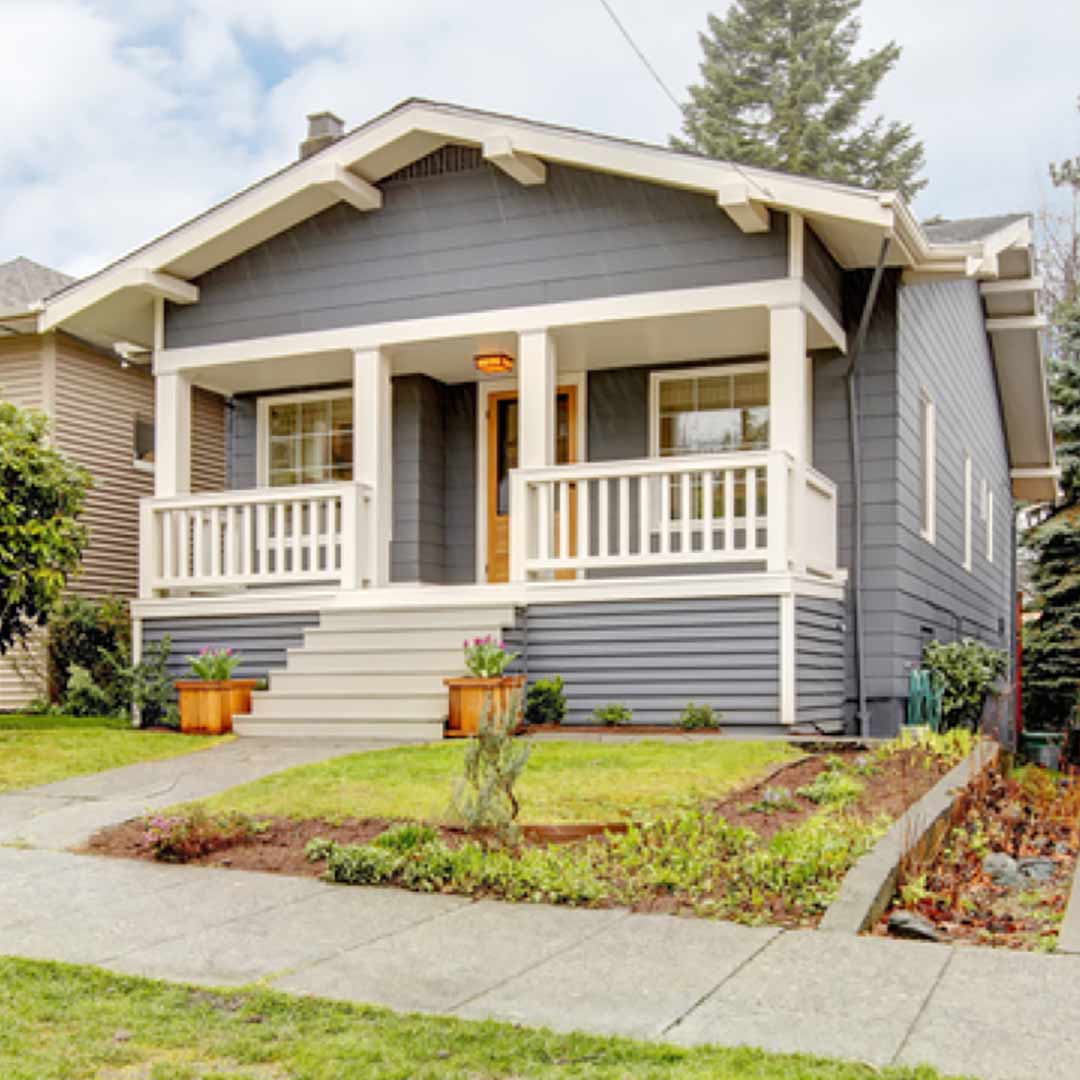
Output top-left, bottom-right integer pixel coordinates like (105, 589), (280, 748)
(673, 0), (926, 198)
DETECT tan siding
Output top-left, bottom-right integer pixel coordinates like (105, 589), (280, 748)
(52, 335), (155, 598)
(0, 336), (44, 411)
(191, 386), (226, 493)
(0, 635), (46, 712)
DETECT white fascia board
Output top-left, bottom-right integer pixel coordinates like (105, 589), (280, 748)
(986, 315), (1048, 333)
(980, 276), (1043, 296)
(309, 160), (382, 211)
(41, 268), (197, 332)
(158, 278), (803, 374)
(482, 135), (546, 186)
(716, 183), (771, 234)
(1012, 467), (1062, 480)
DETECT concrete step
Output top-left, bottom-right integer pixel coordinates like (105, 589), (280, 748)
(284, 648), (465, 674)
(303, 627), (506, 652)
(233, 715), (444, 741)
(268, 670), (448, 694)
(247, 690), (447, 721)
(320, 606), (516, 632)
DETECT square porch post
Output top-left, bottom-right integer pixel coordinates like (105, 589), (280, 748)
(352, 347), (392, 588)
(154, 371), (191, 498)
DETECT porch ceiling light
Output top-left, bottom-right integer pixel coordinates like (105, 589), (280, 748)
(474, 351), (514, 375)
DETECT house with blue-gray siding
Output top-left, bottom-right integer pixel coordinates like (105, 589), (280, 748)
(39, 100), (1056, 738)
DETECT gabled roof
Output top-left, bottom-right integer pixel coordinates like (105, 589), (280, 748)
(0, 256), (75, 316)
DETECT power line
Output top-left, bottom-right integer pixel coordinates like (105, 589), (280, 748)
(597, 0), (682, 114)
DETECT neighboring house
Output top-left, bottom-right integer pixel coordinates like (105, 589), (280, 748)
(39, 101), (1056, 737)
(0, 256), (226, 709)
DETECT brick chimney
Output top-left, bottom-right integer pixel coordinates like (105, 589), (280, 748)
(299, 111), (345, 159)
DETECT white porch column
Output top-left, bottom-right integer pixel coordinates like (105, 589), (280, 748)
(154, 372), (191, 497)
(353, 347), (392, 588)
(768, 303), (810, 462)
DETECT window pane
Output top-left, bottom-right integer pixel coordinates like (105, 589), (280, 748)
(659, 378), (694, 412)
(133, 417), (154, 463)
(269, 403), (297, 437)
(733, 371), (768, 408)
(657, 370), (770, 459)
(268, 396), (353, 487)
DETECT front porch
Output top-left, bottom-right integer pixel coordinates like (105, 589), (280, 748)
(136, 274), (850, 733)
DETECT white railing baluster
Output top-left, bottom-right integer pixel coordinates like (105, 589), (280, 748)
(724, 468), (736, 553)
(558, 480), (570, 562)
(274, 503), (285, 576)
(256, 503), (268, 576)
(598, 478), (610, 559)
(242, 504), (253, 576)
(192, 509), (205, 580)
(162, 509), (175, 581)
(746, 468), (758, 554)
(308, 499), (319, 574)
(638, 475), (650, 557)
(290, 499), (302, 575)
(223, 506), (235, 578)
(659, 474), (670, 554)
(679, 471), (692, 555)
(702, 470), (714, 554)
(577, 479), (590, 563)
(618, 475), (630, 557)
(537, 482), (551, 563)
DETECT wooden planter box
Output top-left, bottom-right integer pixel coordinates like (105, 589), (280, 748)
(175, 679), (258, 735)
(444, 675), (526, 737)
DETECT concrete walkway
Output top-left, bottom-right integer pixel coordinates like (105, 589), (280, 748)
(0, 844), (1076, 1079)
(0, 736), (403, 848)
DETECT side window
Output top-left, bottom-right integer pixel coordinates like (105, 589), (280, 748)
(962, 453), (973, 571)
(919, 392), (935, 543)
(133, 415), (154, 469)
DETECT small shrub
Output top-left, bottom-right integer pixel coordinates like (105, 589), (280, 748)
(922, 638), (1007, 732)
(743, 786), (799, 814)
(142, 808), (261, 863)
(451, 690), (531, 839)
(797, 768), (864, 807)
(48, 594), (129, 711)
(325, 843), (402, 885)
(187, 647), (242, 681)
(305, 837), (335, 863)
(132, 637), (179, 728)
(679, 702), (722, 731)
(62, 664), (112, 718)
(373, 822), (439, 853)
(462, 635), (519, 678)
(592, 703), (632, 727)
(525, 676), (566, 726)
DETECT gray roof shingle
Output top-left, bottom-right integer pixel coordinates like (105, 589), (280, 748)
(922, 213), (1029, 245)
(0, 256), (76, 313)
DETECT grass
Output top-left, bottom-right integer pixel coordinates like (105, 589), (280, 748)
(0, 957), (968, 1080)
(0, 714), (227, 793)
(193, 739), (801, 825)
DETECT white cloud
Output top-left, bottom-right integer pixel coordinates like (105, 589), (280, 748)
(2, 0), (1078, 276)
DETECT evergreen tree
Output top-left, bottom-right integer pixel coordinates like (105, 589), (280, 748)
(673, 0), (926, 198)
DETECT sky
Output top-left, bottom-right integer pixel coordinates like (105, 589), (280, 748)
(2, 0), (1079, 278)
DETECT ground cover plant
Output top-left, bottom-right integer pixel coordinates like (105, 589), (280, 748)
(90, 734), (973, 930)
(0, 957), (965, 1080)
(0, 714), (226, 793)
(878, 760), (1080, 950)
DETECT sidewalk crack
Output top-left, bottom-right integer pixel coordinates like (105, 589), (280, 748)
(889, 946), (955, 1066)
(661, 928), (783, 1037)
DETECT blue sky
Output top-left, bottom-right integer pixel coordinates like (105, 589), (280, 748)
(3, 0), (1079, 277)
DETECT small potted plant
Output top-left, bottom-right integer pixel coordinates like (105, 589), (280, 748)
(175, 647), (257, 735)
(444, 636), (525, 737)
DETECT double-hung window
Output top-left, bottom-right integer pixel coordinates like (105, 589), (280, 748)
(261, 392), (353, 487)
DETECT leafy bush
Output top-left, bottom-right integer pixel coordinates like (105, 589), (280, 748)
(187, 647), (241, 681)
(743, 786), (799, 814)
(679, 702), (722, 731)
(132, 638), (180, 728)
(62, 665), (112, 718)
(462, 635), (519, 678)
(524, 676), (566, 726)
(325, 843), (403, 885)
(451, 691), (531, 838)
(797, 767), (864, 807)
(922, 638), (1007, 732)
(48, 594), (129, 704)
(373, 822), (439, 853)
(592, 703), (632, 727)
(142, 808), (262, 862)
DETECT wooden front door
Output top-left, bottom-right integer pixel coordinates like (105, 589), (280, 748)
(486, 386), (577, 583)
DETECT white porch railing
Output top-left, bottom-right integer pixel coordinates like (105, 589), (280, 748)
(139, 481), (373, 597)
(509, 450), (838, 580)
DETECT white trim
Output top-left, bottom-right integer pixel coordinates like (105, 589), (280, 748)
(309, 160), (382, 212)
(1011, 466), (1062, 480)
(156, 279), (836, 374)
(962, 452), (973, 572)
(919, 390), (936, 544)
(647, 361), (769, 458)
(985, 315), (1048, 333)
(475, 370), (587, 583)
(255, 386), (353, 488)
(980, 276), (1043, 296)
(132, 460), (156, 475)
(788, 212), (804, 279)
(716, 183), (771, 234)
(482, 135), (547, 186)
(41, 268), (197, 332)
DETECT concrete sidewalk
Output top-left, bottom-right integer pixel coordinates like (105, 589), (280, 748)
(0, 845), (1075, 1080)
(0, 736), (403, 849)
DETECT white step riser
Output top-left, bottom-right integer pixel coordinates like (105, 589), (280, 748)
(320, 607), (516, 631)
(234, 718), (444, 741)
(304, 628), (506, 652)
(285, 649), (464, 674)
(248, 696), (447, 721)
(269, 672), (447, 694)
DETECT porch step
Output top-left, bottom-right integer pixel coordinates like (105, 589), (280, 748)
(319, 605), (516, 631)
(247, 689), (446, 721)
(232, 716), (444, 741)
(284, 648), (464, 674)
(303, 627), (506, 652)
(268, 670), (449, 694)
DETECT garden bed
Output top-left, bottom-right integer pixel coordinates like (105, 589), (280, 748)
(873, 761), (1080, 951)
(86, 737), (967, 929)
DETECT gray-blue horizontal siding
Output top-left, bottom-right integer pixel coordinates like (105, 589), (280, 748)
(164, 160), (789, 348)
(804, 225), (842, 327)
(894, 279), (1013, 679)
(796, 596), (846, 728)
(519, 598), (780, 726)
(141, 613), (319, 685)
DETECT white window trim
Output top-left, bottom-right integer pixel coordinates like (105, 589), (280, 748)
(647, 361), (769, 458)
(963, 452), (973, 572)
(256, 386), (352, 488)
(919, 390), (936, 544)
(132, 460), (156, 475)
(987, 490), (994, 564)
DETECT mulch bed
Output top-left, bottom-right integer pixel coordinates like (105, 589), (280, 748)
(83, 744), (954, 884)
(522, 724), (727, 736)
(872, 766), (1080, 950)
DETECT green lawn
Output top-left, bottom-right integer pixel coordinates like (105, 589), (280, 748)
(0, 958), (966, 1080)
(193, 739), (800, 824)
(0, 715), (227, 793)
